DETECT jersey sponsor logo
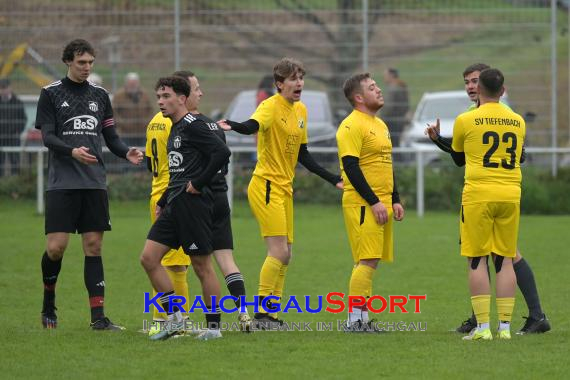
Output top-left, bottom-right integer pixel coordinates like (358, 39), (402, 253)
(168, 151), (183, 167)
(174, 135), (181, 149)
(61, 101), (69, 107)
(148, 122), (166, 131)
(65, 115), (98, 130)
(88, 101), (98, 112)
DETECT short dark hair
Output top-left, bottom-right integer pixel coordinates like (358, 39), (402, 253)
(463, 63), (490, 78)
(343, 73), (371, 107)
(273, 58), (305, 92)
(478, 68), (504, 97)
(172, 70), (195, 80)
(61, 39), (95, 63)
(154, 76), (190, 97)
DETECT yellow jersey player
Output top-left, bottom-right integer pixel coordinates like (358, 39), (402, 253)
(218, 58), (342, 327)
(451, 68), (525, 340)
(425, 63), (550, 335)
(336, 73), (404, 332)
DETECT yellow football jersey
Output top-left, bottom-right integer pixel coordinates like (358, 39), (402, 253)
(336, 109), (393, 207)
(250, 93), (308, 193)
(145, 112), (172, 198)
(452, 102), (526, 204)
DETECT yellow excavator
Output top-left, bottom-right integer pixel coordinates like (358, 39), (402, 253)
(0, 43), (58, 86)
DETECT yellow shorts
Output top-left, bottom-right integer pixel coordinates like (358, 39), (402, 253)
(247, 176), (294, 243)
(342, 205), (393, 263)
(150, 193), (190, 267)
(459, 202), (519, 258)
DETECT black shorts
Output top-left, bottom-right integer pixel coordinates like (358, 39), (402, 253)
(147, 191), (214, 256)
(45, 189), (111, 234)
(212, 191), (234, 251)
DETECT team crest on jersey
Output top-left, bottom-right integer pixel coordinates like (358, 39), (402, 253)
(298, 119), (304, 129)
(168, 151), (183, 167)
(174, 136), (182, 149)
(88, 101), (98, 112)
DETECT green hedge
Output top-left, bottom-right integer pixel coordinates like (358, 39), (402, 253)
(1, 166), (568, 214)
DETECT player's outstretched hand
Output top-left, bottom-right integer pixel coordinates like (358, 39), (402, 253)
(72, 146), (98, 165)
(127, 148), (144, 165)
(393, 203), (405, 221)
(335, 180), (344, 190)
(186, 181), (201, 194)
(216, 119), (231, 131)
(371, 201), (388, 225)
(424, 118), (440, 141)
(155, 204), (162, 219)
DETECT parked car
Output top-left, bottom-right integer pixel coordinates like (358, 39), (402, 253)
(401, 90), (510, 162)
(218, 90), (338, 147)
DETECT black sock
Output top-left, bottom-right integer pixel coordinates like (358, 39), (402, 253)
(225, 272), (246, 310)
(205, 305), (221, 329)
(41, 251), (62, 311)
(159, 290), (179, 316)
(85, 256), (105, 322)
(514, 258), (544, 320)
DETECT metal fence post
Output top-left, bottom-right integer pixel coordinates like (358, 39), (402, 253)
(416, 149), (424, 218)
(37, 149), (44, 215)
(227, 157), (234, 212)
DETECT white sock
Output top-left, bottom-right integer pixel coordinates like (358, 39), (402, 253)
(498, 321), (510, 331)
(478, 322), (489, 330)
(168, 310), (183, 323)
(361, 310), (369, 323)
(349, 308), (362, 324)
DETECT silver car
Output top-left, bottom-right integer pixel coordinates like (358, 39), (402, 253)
(221, 90), (337, 147)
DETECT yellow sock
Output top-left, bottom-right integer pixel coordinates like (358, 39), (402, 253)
(496, 297), (515, 322)
(258, 256), (282, 314)
(170, 269), (189, 317)
(471, 295), (491, 325)
(349, 265), (375, 297)
(269, 264), (288, 319)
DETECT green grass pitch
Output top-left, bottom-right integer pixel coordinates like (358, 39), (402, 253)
(1, 199), (568, 379)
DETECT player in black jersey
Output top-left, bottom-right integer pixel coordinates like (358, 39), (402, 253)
(36, 39), (144, 330)
(140, 76), (230, 341)
(174, 70), (252, 331)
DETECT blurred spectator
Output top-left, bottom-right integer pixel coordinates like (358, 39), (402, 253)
(112, 72), (153, 147)
(252, 75), (274, 161)
(256, 74), (274, 105)
(381, 68), (409, 148)
(87, 72), (103, 86)
(0, 78), (27, 175)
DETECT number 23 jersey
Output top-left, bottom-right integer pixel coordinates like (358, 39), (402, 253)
(452, 102), (526, 204)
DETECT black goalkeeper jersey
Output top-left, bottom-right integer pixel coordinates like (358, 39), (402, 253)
(166, 113), (230, 203)
(35, 77), (114, 190)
